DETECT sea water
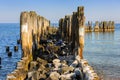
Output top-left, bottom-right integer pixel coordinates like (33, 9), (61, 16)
(0, 23), (22, 80)
(84, 24), (120, 79)
(0, 23), (120, 80)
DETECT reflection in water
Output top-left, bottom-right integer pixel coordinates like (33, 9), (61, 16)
(85, 32), (114, 41)
(84, 31), (120, 80)
(85, 32), (92, 40)
(100, 32), (114, 40)
(94, 32), (99, 40)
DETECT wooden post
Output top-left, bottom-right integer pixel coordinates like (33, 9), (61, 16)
(88, 21), (92, 32)
(99, 22), (103, 32)
(103, 21), (107, 32)
(77, 6), (85, 59)
(71, 12), (77, 52)
(68, 15), (72, 43)
(41, 16), (45, 38)
(62, 18), (65, 40)
(20, 11), (34, 73)
(64, 15), (69, 42)
(111, 21), (115, 31)
(29, 11), (38, 51)
(37, 16), (42, 47)
(63, 17), (66, 41)
(94, 21), (99, 32)
(59, 18), (64, 39)
(20, 12), (32, 60)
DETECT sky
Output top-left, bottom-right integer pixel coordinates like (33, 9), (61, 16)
(0, 0), (120, 23)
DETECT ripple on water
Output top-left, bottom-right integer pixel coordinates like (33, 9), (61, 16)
(84, 25), (120, 80)
(0, 23), (22, 80)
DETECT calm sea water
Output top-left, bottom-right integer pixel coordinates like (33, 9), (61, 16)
(0, 23), (120, 80)
(0, 23), (22, 80)
(84, 24), (120, 79)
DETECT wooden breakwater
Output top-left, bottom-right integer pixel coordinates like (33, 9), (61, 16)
(85, 21), (115, 32)
(59, 7), (85, 59)
(58, 6), (99, 80)
(7, 6), (99, 80)
(6, 11), (51, 80)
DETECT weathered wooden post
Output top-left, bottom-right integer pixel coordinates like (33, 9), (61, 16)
(77, 6), (85, 59)
(68, 15), (72, 43)
(59, 18), (63, 39)
(45, 19), (50, 35)
(94, 21), (99, 32)
(99, 22), (103, 32)
(107, 21), (111, 31)
(86, 22), (89, 32)
(103, 21), (107, 32)
(20, 12), (30, 58)
(88, 21), (92, 32)
(59, 18), (66, 40)
(111, 21), (115, 31)
(62, 18), (65, 40)
(7, 11), (52, 80)
(64, 15), (69, 42)
(37, 15), (42, 48)
(71, 12), (77, 52)
(41, 16), (45, 38)
(43, 18), (47, 36)
(20, 11), (33, 72)
(63, 18), (66, 40)
(29, 11), (38, 51)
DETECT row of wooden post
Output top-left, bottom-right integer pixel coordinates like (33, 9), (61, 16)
(86, 21), (115, 32)
(20, 11), (50, 60)
(59, 6), (85, 59)
(7, 11), (50, 80)
(59, 6), (99, 80)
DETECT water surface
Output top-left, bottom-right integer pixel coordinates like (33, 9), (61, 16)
(84, 24), (120, 80)
(0, 23), (22, 80)
(0, 23), (120, 80)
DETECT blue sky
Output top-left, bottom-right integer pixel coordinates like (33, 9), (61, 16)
(0, 0), (120, 23)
